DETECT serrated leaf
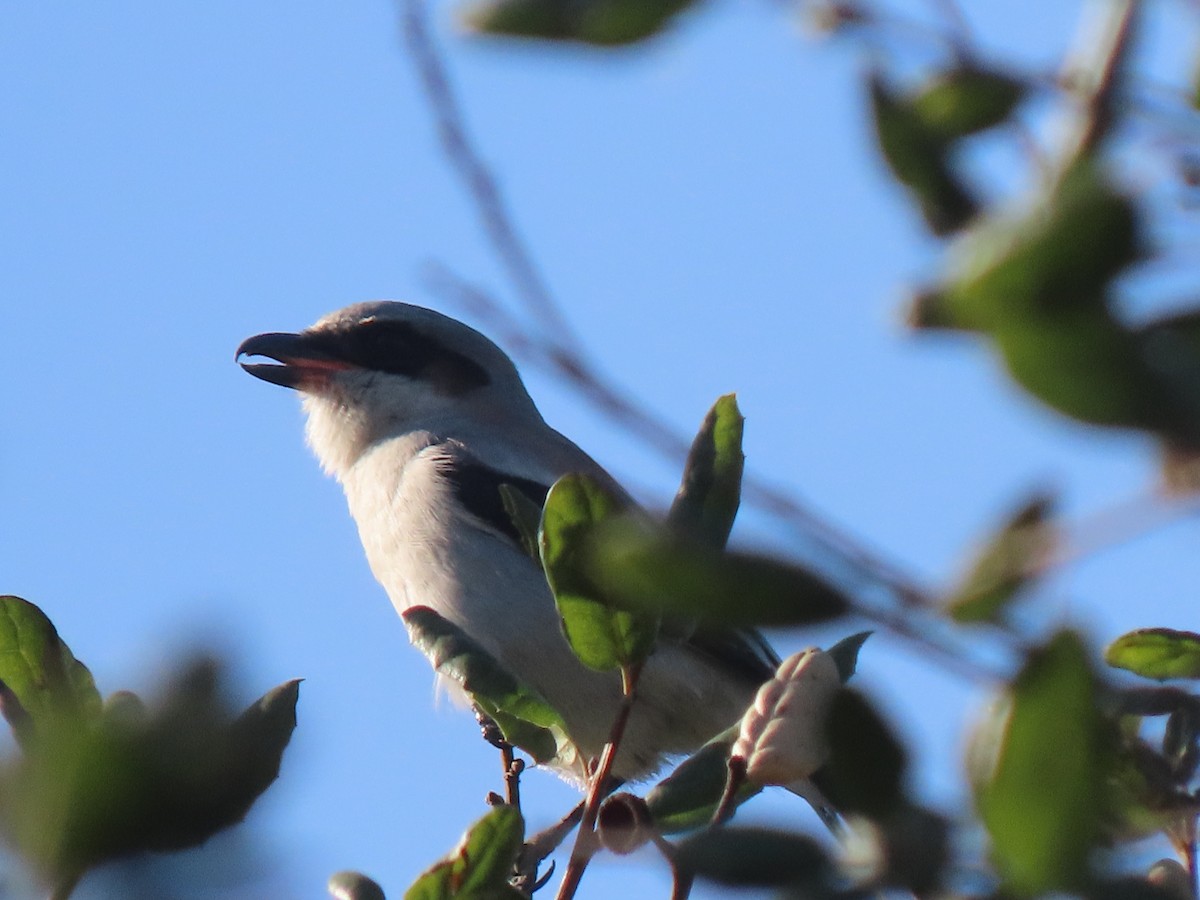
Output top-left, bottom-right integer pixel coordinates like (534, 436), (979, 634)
(912, 67), (1026, 140)
(586, 521), (849, 628)
(540, 475), (657, 672)
(1106, 629), (1200, 681)
(675, 827), (832, 888)
(973, 630), (1108, 894)
(404, 806), (524, 900)
(826, 631), (871, 682)
(818, 688), (907, 818)
(869, 73), (977, 235)
(464, 0), (697, 46)
(0, 596), (101, 726)
(644, 726), (760, 833)
(329, 870), (387, 900)
(403, 607), (565, 763)
(946, 492), (1055, 624)
(668, 394), (745, 549)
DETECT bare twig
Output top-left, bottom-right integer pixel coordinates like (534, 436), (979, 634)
(1059, 0), (1139, 162)
(555, 664), (643, 900)
(652, 834), (694, 900)
(710, 755), (747, 828)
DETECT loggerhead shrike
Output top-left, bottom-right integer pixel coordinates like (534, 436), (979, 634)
(236, 301), (783, 785)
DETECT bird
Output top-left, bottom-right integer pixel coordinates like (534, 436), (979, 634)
(236, 301), (783, 786)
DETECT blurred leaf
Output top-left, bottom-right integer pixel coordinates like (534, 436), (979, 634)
(404, 806), (524, 900)
(499, 484), (542, 560)
(912, 67), (1026, 140)
(645, 726), (760, 833)
(974, 630), (1107, 894)
(826, 631), (871, 682)
(1107, 629), (1200, 681)
(464, 0), (697, 46)
(916, 163), (1138, 330)
(1163, 704), (1200, 780)
(818, 688), (907, 818)
(869, 73), (977, 235)
(587, 521), (850, 628)
(668, 394), (745, 549)
(329, 870), (387, 900)
(540, 474), (657, 672)
(0, 663), (300, 883)
(994, 311), (1174, 432)
(0, 596), (101, 725)
(1106, 735), (1200, 841)
(946, 491), (1055, 624)
(872, 804), (950, 894)
(675, 827), (832, 888)
(403, 607), (565, 763)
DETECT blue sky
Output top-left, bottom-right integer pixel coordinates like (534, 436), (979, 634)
(2, 2), (1199, 898)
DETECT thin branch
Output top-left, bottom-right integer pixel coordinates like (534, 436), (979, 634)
(555, 664), (642, 900)
(1059, 0), (1139, 163)
(651, 834), (694, 900)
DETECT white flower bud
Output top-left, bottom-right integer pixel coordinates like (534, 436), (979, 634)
(732, 648), (841, 786)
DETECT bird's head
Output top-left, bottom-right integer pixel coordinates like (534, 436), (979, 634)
(237, 301), (543, 477)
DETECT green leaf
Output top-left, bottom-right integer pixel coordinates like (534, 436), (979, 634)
(1106, 629), (1200, 681)
(404, 806), (525, 900)
(818, 688), (907, 818)
(912, 67), (1026, 140)
(464, 0), (697, 46)
(0, 662), (300, 883)
(973, 630), (1108, 894)
(586, 521), (849, 628)
(826, 631), (872, 682)
(668, 394), (745, 549)
(869, 73), (977, 236)
(499, 484), (543, 560)
(329, 870), (387, 900)
(644, 726), (760, 833)
(918, 163), (1140, 332)
(675, 827), (832, 888)
(403, 607), (566, 763)
(946, 492), (1055, 624)
(540, 474), (657, 672)
(0, 596), (101, 725)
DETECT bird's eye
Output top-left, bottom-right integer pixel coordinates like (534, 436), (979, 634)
(337, 320), (491, 395)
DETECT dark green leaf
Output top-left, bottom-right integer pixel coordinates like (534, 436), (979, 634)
(818, 688), (907, 818)
(540, 475), (657, 672)
(912, 67), (1026, 140)
(403, 607), (565, 763)
(675, 827), (832, 888)
(499, 484), (542, 560)
(0, 663), (300, 882)
(873, 804), (950, 894)
(921, 163), (1139, 332)
(464, 0), (697, 46)
(826, 631), (871, 682)
(587, 521), (849, 628)
(1106, 629), (1200, 681)
(946, 491), (1055, 624)
(644, 726), (760, 833)
(0, 596), (101, 725)
(329, 870), (387, 900)
(668, 394), (745, 549)
(869, 73), (977, 235)
(973, 630), (1107, 894)
(404, 806), (524, 900)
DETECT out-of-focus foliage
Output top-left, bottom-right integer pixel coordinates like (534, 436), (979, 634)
(0, 597), (298, 895)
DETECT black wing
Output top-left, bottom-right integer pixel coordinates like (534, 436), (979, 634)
(443, 453), (779, 683)
(442, 456), (550, 546)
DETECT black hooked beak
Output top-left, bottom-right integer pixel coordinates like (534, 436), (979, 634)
(235, 332), (352, 390)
